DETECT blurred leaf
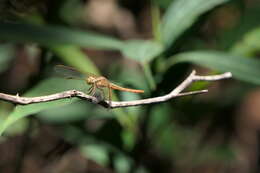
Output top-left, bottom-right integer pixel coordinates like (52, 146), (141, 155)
(0, 103), (28, 136)
(116, 67), (148, 91)
(37, 101), (91, 123)
(80, 144), (109, 166)
(0, 44), (15, 73)
(231, 27), (260, 56)
(121, 40), (162, 92)
(157, 125), (201, 157)
(0, 78), (87, 136)
(151, 3), (162, 42)
(188, 81), (210, 92)
(78, 132), (135, 170)
(157, 125), (176, 154)
(121, 129), (136, 151)
(148, 104), (172, 135)
(167, 51), (260, 85)
(68, 126), (135, 169)
(0, 22), (164, 65)
(118, 93), (142, 121)
(162, 0), (229, 47)
(0, 22), (123, 50)
(142, 63), (156, 90)
(218, 5), (260, 50)
(2, 118), (29, 136)
(114, 154), (132, 173)
(121, 40), (163, 63)
(50, 45), (100, 74)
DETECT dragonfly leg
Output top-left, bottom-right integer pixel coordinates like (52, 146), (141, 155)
(87, 85), (93, 94)
(88, 84), (96, 96)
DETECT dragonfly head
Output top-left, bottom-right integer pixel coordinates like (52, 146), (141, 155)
(86, 76), (95, 84)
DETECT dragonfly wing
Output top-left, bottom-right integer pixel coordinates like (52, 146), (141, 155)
(54, 65), (86, 80)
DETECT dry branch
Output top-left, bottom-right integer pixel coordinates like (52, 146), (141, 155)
(0, 70), (232, 108)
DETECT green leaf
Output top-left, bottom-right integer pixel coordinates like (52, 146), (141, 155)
(0, 22), (123, 50)
(148, 104), (172, 135)
(114, 154), (132, 173)
(80, 144), (109, 166)
(218, 5), (260, 50)
(37, 101), (92, 123)
(0, 78), (87, 136)
(162, 0), (229, 47)
(0, 22), (164, 64)
(50, 45), (100, 74)
(231, 27), (260, 56)
(167, 51), (260, 85)
(121, 40), (163, 63)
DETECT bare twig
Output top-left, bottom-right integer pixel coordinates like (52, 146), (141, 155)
(0, 71), (232, 108)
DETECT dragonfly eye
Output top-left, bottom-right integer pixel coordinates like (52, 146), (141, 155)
(87, 77), (94, 84)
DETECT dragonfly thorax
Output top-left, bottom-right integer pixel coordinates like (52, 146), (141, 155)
(86, 76), (96, 84)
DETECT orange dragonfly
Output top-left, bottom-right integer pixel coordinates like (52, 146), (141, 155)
(55, 65), (144, 105)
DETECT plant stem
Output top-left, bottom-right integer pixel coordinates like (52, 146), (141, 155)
(142, 63), (156, 90)
(151, 3), (161, 42)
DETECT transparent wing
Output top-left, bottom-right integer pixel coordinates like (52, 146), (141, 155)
(54, 65), (88, 80)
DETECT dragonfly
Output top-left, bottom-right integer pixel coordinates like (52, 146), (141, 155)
(55, 65), (144, 106)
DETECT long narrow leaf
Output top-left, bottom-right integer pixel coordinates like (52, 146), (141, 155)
(0, 22), (164, 64)
(0, 22), (123, 50)
(167, 51), (260, 85)
(231, 27), (260, 56)
(162, 0), (229, 47)
(50, 46), (100, 74)
(121, 40), (163, 63)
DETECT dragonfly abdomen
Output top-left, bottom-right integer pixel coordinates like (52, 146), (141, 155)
(110, 83), (144, 93)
